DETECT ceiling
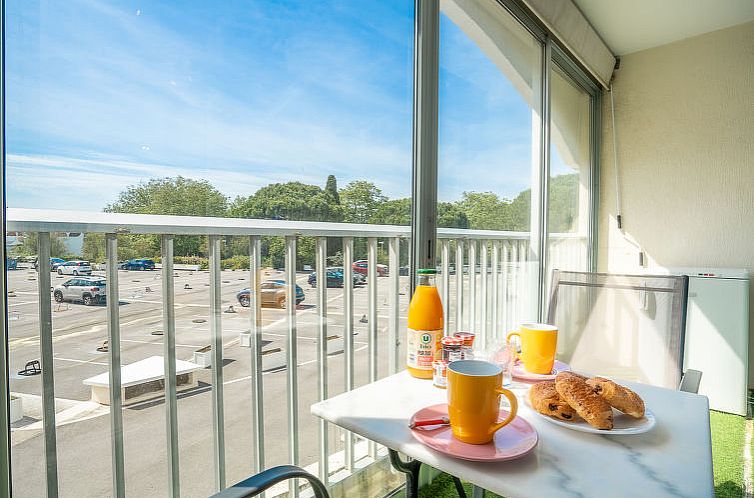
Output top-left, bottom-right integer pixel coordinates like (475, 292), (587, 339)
(573, 0), (754, 55)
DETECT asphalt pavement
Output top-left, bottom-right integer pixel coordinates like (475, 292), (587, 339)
(6, 266), (414, 498)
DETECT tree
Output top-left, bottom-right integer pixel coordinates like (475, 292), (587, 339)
(106, 176), (228, 217)
(83, 176), (229, 261)
(438, 202), (469, 229)
(339, 181), (387, 224)
(371, 198), (410, 225)
(547, 173), (579, 232)
(12, 233), (71, 259)
(459, 192), (513, 230)
(325, 175), (340, 205)
(229, 182), (342, 222)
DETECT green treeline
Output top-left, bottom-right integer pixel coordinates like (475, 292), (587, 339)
(76, 173), (579, 269)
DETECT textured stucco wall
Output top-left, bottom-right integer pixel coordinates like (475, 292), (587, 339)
(598, 21), (754, 383)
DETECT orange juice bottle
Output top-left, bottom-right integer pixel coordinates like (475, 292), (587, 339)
(407, 269), (444, 379)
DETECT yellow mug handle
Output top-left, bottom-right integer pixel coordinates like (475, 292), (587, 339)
(506, 331), (521, 361)
(489, 388), (518, 436)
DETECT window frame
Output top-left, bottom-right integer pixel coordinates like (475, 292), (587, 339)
(410, 0), (602, 320)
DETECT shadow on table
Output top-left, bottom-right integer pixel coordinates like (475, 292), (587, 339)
(715, 480), (743, 498)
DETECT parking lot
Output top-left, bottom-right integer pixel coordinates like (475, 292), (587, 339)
(6, 265), (414, 498)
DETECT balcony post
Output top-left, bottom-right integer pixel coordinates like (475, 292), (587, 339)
(284, 236), (299, 498)
(209, 235), (226, 491)
(38, 232), (59, 498)
(161, 234), (180, 498)
(248, 235), (265, 478)
(105, 234), (126, 498)
(410, 0), (440, 293)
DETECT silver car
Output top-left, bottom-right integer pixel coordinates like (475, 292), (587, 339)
(53, 277), (106, 306)
(57, 260), (92, 276)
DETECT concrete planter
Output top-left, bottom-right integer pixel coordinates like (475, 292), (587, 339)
(192, 346), (212, 367)
(10, 395), (23, 423)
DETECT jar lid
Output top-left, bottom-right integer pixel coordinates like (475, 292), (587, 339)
(441, 336), (463, 346)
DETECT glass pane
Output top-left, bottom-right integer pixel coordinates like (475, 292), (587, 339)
(6, 1), (412, 496)
(438, 0), (542, 346)
(546, 62), (593, 299)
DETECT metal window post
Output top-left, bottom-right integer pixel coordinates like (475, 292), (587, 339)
(410, 0), (440, 293)
(0, 2), (11, 493)
(537, 38), (552, 321)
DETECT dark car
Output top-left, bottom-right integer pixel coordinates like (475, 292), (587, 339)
(119, 258), (156, 271)
(323, 267), (365, 286)
(33, 257), (66, 271)
(308, 270), (345, 288)
(236, 279), (305, 309)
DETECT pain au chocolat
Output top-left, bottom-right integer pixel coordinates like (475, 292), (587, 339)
(555, 371), (614, 430)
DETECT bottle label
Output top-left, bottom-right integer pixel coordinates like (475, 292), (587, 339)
(407, 328), (442, 370)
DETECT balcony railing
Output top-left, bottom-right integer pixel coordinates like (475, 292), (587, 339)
(4, 208), (586, 497)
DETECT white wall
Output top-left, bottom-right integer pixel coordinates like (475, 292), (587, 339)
(598, 21), (754, 383)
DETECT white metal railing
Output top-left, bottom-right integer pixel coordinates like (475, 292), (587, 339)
(4, 208), (586, 497)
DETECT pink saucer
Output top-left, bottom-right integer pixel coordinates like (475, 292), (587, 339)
(409, 403), (538, 462)
(512, 360), (570, 382)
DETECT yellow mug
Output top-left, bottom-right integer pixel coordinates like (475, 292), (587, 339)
(446, 360), (518, 444)
(506, 323), (558, 375)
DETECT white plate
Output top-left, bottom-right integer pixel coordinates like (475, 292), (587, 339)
(532, 406), (656, 435)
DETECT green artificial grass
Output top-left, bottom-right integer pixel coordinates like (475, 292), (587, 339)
(420, 410), (750, 498)
(711, 411), (747, 498)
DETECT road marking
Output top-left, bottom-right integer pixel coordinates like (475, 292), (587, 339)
(8, 301), (38, 307)
(222, 344), (369, 386)
(260, 331), (368, 346)
(745, 418), (753, 498)
(54, 357), (109, 366)
(120, 338), (206, 349)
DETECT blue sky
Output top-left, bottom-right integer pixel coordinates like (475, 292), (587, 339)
(6, 0), (565, 211)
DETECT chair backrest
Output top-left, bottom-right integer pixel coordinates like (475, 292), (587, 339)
(679, 369), (703, 394)
(547, 270), (689, 389)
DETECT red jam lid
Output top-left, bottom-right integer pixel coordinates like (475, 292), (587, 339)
(441, 336), (463, 346)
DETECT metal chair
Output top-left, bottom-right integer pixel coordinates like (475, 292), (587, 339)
(547, 270), (689, 389)
(679, 369), (703, 394)
(208, 465), (329, 498)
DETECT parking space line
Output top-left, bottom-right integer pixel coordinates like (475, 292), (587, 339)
(260, 331), (368, 346)
(120, 339), (205, 348)
(53, 357), (109, 366)
(8, 301), (38, 307)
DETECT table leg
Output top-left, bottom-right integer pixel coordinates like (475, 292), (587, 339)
(452, 476), (469, 498)
(388, 449), (422, 498)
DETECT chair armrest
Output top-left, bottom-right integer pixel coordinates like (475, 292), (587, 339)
(209, 465), (329, 498)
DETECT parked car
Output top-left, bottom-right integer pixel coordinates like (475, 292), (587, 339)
(32, 257), (66, 271)
(352, 260), (389, 277)
(236, 279), (305, 309)
(53, 276), (106, 306)
(327, 267), (366, 285)
(308, 270), (344, 288)
(118, 258), (156, 271)
(57, 260), (92, 275)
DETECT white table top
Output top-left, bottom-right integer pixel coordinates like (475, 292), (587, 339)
(311, 371), (713, 498)
(83, 356), (202, 387)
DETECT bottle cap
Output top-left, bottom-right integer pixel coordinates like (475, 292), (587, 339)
(417, 268), (437, 275)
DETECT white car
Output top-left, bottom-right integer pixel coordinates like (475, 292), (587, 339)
(53, 276), (106, 306)
(57, 260), (93, 276)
